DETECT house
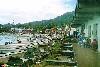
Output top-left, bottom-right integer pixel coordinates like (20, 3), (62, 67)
(22, 29), (33, 34)
(11, 28), (22, 33)
(72, 0), (100, 52)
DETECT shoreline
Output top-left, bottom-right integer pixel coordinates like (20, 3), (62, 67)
(0, 33), (32, 62)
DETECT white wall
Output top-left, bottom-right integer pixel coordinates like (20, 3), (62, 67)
(77, 26), (81, 32)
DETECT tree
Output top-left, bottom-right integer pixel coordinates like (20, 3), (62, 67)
(24, 47), (39, 58)
(22, 59), (33, 67)
(7, 56), (23, 66)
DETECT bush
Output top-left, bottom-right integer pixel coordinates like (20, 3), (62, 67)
(7, 56), (23, 66)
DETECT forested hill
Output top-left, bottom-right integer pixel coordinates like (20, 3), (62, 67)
(0, 11), (74, 32)
(17, 11), (74, 29)
(34, 11), (74, 25)
(52, 11), (74, 26)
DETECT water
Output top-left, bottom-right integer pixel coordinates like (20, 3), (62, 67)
(0, 33), (17, 45)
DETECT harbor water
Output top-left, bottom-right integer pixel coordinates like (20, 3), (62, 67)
(0, 33), (18, 45)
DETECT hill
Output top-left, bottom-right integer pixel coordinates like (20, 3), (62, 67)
(0, 11), (74, 32)
(18, 11), (74, 29)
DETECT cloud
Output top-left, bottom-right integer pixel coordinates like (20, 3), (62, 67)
(0, 0), (77, 24)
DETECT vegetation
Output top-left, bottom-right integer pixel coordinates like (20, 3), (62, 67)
(20, 11), (74, 31)
(7, 56), (23, 66)
(46, 40), (61, 60)
(24, 47), (40, 59)
(52, 40), (61, 54)
(22, 59), (34, 67)
(24, 48), (35, 58)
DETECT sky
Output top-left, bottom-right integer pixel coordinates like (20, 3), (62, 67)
(0, 0), (77, 24)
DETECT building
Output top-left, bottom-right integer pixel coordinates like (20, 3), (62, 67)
(22, 29), (33, 34)
(11, 28), (33, 34)
(72, 0), (100, 52)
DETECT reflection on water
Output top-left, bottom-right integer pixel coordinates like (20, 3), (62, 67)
(0, 33), (17, 45)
